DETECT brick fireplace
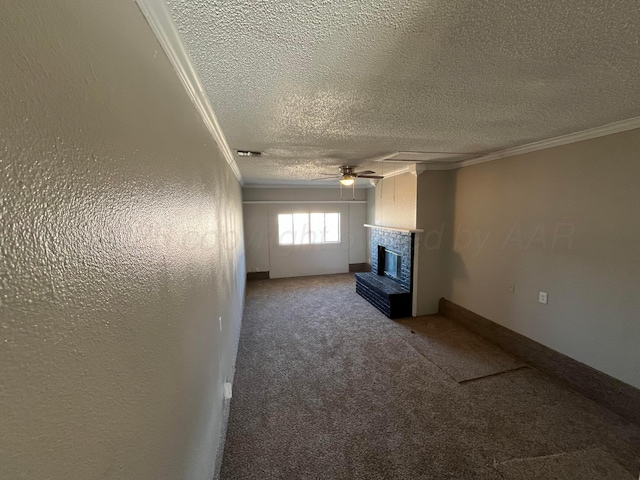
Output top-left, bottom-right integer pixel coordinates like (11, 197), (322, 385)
(355, 225), (420, 319)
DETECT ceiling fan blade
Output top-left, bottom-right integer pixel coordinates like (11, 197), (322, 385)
(357, 174), (384, 179)
(354, 170), (375, 175)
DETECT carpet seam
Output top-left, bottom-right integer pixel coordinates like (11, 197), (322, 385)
(392, 331), (460, 384)
(458, 366), (530, 385)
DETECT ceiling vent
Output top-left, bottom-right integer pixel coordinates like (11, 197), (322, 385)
(236, 150), (262, 157)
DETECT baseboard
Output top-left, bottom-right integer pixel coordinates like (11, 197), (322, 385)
(246, 271), (269, 281)
(439, 298), (640, 426)
(213, 397), (231, 480)
(349, 263), (371, 273)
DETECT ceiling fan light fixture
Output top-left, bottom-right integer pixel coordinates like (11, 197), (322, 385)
(339, 175), (355, 186)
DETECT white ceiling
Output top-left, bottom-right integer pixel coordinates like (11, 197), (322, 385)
(167, 0), (640, 185)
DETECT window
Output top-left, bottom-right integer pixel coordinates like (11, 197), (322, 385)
(278, 212), (340, 245)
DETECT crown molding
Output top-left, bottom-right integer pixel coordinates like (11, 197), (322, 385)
(136, 0), (243, 184)
(457, 116), (640, 169)
(243, 183), (371, 189)
(377, 166), (412, 179)
(243, 200), (367, 204)
(408, 164), (428, 176)
(423, 163), (461, 170)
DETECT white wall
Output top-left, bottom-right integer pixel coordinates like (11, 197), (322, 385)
(243, 187), (368, 277)
(366, 187), (376, 264)
(374, 173), (417, 229)
(440, 129), (640, 389)
(268, 203), (350, 278)
(0, 2), (245, 479)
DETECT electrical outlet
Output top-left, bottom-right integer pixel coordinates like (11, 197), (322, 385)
(508, 283), (515, 293)
(539, 292), (548, 304)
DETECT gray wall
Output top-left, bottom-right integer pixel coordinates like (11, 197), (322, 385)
(349, 202), (368, 264)
(415, 171), (455, 315)
(243, 203), (270, 273)
(1, 2), (245, 479)
(441, 129), (640, 389)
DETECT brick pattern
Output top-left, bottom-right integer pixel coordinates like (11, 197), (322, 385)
(355, 227), (415, 318)
(370, 228), (414, 292)
(355, 273), (412, 319)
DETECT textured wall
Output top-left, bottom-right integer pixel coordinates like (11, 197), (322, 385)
(0, 1), (245, 479)
(444, 129), (640, 389)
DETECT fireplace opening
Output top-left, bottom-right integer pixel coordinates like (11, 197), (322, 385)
(376, 245), (403, 281)
(384, 249), (402, 279)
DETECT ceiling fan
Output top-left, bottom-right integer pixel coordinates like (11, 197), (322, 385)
(315, 166), (384, 186)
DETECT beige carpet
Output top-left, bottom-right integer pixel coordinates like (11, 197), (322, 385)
(394, 316), (527, 383)
(221, 274), (640, 479)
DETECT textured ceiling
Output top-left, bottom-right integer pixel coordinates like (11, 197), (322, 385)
(167, 0), (640, 185)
